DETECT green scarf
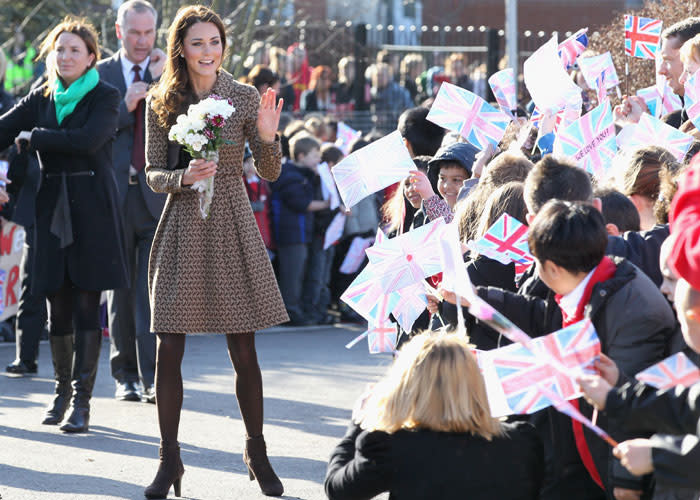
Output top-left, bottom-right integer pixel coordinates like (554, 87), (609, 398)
(53, 67), (99, 125)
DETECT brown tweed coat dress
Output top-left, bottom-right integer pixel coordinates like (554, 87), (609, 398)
(145, 70), (289, 333)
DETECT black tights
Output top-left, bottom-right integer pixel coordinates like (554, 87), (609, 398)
(47, 278), (102, 336)
(154, 333), (264, 444)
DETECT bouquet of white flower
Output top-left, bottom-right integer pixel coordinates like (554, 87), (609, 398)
(168, 95), (235, 218)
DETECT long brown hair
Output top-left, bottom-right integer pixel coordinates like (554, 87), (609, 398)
(149, 5), (227, 127)
(37, 16), (101, 96)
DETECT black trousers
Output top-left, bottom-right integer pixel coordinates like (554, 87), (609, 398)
(14, 234), (48, 363)
(106, 184), (158, 387)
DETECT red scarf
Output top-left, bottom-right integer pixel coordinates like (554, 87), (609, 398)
(554, 256), (616, 490)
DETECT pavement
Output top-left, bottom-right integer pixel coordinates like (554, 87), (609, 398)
(0, 324), (393, 500)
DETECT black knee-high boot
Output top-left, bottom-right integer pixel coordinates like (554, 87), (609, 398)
(60, 329), (102, 433)
(42, 334), (74, 425)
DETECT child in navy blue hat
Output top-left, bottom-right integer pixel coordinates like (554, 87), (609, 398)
(409, 141), (479, 222)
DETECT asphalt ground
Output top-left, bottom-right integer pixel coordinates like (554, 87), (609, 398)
(0, 324), (391, 500)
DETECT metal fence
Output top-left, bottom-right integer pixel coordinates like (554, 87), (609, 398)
(247, 20), (598, 135)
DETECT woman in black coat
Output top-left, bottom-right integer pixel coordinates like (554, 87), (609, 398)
(0, 18), (127, 433)
(325, 334), (544, 500)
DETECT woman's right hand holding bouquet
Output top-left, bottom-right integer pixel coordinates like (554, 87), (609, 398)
(182, 158), (217, 186)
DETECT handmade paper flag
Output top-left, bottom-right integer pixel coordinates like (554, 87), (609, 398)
(578, 53), (620, 91)
(488, 68), (518, 115)
(318, 162), (341, 210)
(490, 320), (600, 414)
(616, 113), (693, 162)
(335, 121), (362, 155)
(366, 218), (447, 293)
(543, 383), (617, 447)
(524, 35), (583, 113)
(661, 83), (684, 115)
(684, 67), (700, 130)
(471, 213), (534, 266)
(391, 281), (428, 332)
(531, 97), (583, 133)
(558, 28), (589, 70)
(438, 222), (475, 302)
(427, 82), (510, 151)
(339, 236), (373, 274)
(625, 15), (662, 59)
(323, 212), (346, 250)
(332, 130), (413, 208)
(636, 352), (700, 390)
(554, 100), (617, 179)
(341, 265), (400, 324)
(636, 86), (662, 117)
(468, 294), (538, 349)
(368, 321), (399, 354)
(594, 70), (609, 105)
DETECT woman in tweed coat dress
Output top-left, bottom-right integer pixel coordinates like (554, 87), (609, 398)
(143, 6), (287, 498)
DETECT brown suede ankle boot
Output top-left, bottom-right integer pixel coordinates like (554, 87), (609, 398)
(144, 441), (184, 499)
(243, 435), (283, 496)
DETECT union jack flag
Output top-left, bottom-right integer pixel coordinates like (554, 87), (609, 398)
(488, 68), (518, 115)
(332, 130), (413, 208)
(554, 100), (617, 179)
(531, 97), (582, 133)
(366, 218), (447, 293)
(661, 84), (683, 115)
(595, 70), (609, 105)
(427, 82), (510, 151)
(616, 113), (693, 162)
(472, 213), (534, 266)
(558, 28), (589, 69)
(578, 53), (620, 91)
(368, 320), (399, 354)
(636, 86), (663, 118)
(490, 320), (600, 414)
(625, 15), (663, 60)
(636, 352), (700, 390)
(391, 281), (428, 332)
(341, 265), (400, 324)
(684, 68), (700, 131)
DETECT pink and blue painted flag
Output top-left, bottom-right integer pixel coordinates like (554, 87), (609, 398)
(490, 320), (600, 414)
(472, 213), (533, 266)
(625, 15), (663, 60)
(366, 218), (447, 293)
(340, 265), (400, 324)
(531, 102), (581, 133)
(391, 282), (428, 332)
(636, 352), (700, 390)
(578, 53), (620, 91)
(554, 100), (617, 179)
(427, 82), (510, 151)
(368, 321), (399, 354)
(488, 68), (518, 115)
(558, 28), (589, 70)
(636, 86), (663, 118)
(684, 68), (700, 131)
(331, 130), (413, 209)
(616, 113), (693, 162)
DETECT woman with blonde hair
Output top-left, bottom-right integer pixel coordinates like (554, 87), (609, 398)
(0, 17), (127, 433)
(325, 334), (543, 499)
(145, 5), (285, 498)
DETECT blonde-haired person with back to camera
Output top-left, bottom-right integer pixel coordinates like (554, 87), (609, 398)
(0, 17), (128, 433)
(325, 334), (544, 500)
(144, 5), (286, 498)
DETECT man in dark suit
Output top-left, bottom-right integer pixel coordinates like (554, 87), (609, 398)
(98, 0), (165, 404)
